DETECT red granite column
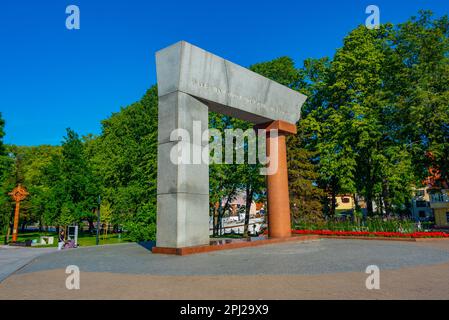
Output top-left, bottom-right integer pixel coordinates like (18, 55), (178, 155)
(256, 120), (296, 239)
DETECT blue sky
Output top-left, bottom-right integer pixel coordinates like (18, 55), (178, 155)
(1, 0), (448, 146)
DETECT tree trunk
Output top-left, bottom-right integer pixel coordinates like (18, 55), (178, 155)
(21, 220), (27, 232)
(353, 193), (359, 224)
(215, 188), (236, 236)
(331, 187), (337, 217)
(213, 202), (222, 236)
(5, 207), (14, 244)
(366, 191), (374, 216)
(365, 161), (375, 216)
(88, 219), (94, 234)
(5, 226), (11, 245)
(212, 204), (220, 237)
(377, 196), (383, 215)
(220, 194), (233, 236)
(243, 186), (254, 238)
(382, 179), (391, 216)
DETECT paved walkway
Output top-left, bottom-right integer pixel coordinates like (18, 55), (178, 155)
(0, 245), (55, 283)
(1, 239), (449, 299)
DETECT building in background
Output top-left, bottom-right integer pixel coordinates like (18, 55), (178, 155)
(411, 187), (433, 222)
(210, 193), (266, 236)
(430, 190), (449, 227)
(335, 194), (355, 212)
(417, 154), (449, 227)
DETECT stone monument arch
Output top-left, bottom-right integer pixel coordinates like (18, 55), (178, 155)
(154, 41), (307, 251)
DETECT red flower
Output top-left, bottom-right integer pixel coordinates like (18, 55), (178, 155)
(292, 229), (449, 238)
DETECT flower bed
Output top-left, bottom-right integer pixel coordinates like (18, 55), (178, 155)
(293, 229), (449, 238)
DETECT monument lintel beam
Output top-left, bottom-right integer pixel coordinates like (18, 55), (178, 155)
(254, 120), (297, 135)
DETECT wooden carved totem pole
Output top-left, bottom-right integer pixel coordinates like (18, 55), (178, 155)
(8, 184), (29, 242)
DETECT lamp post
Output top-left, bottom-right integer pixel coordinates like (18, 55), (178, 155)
(96, 195), (101, 246)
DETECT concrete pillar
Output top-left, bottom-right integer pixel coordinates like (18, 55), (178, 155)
(156, 91), (210, 248)
(258, 120), (297, 239)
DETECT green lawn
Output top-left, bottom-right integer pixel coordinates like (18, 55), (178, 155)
(1, 231), (131, 247)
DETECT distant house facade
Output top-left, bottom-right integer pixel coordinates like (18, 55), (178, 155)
(412, 156), (449, 226)
(430, 190), (449, 227)
(335, 194), (355, 212)
(210, 193), (266, 236)
(329, 194), (369, 216)
(411, 187), (434, 222)
(220, 194), (265, 218)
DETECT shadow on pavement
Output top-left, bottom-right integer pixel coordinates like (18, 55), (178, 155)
(137, 241), (155, 251)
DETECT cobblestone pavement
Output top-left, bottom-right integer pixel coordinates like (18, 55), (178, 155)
(1, 239), (449, 299)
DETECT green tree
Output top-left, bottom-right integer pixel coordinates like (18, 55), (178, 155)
(43, 129), (98, 228)
(0, 114), (15, 241)
(0, 113), (7, 177)
(251, 57), (325, 223)
(394, 11), (449, 186)
(4, 145), (61, 230)
(208, 112), (243, 236)
(303, 23), (416, 217)
(88, 86), (158, 241)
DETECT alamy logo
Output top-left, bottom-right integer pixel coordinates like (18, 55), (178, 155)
(66, 5), (80, 30)
(365, 265), (380, 290)
(65, 265), (80, 290)
(365, 5), (380, 30)
(169, 121), (279, 175)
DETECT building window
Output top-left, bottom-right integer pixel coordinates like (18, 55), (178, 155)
(415, 190), (425, 197)
(342, 197), (350, 203)
(446, 212), (449, 223)
(419, 211), (426, 218)
(416, 201), (427, 208)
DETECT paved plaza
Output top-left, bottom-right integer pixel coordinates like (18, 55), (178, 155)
(1, 239), (449, 299)
(0, 245), (54, 283)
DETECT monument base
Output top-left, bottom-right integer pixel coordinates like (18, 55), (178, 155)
(151, 235), (319, 256)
